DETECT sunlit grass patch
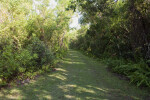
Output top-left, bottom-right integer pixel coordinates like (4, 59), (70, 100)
(56, 68), (67, 72)
(65, 94), (76, 99)
(50, 73), (67, 81)
(43, 95), (52, 99)
(76, 86), (96, 94)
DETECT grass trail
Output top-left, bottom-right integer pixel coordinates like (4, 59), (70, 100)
(0, 50), (149, 100)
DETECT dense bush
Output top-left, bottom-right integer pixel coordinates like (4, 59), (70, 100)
(0, 44), (37, 85)
(0, 0), (72, 87)
(105, 59), (150, 87)
(71, 0), (150, 88)
(27, 38), (54, 67)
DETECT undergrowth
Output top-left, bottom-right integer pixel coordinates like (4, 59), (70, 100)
(77, 49), (150, 88)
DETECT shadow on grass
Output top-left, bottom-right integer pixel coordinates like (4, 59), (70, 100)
(0, 50), (149, 100)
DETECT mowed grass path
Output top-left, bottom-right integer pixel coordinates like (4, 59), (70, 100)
(0, 50), (150, 100)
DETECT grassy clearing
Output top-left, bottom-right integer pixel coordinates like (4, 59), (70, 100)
(0, 50), (149, 100)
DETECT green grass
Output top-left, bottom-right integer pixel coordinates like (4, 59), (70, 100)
(0, 50), (149, 100)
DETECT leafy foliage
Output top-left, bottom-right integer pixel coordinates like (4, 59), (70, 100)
(71, 0), (150, 87)
(105, 59), (150, 87)
(27, 38), (54, 67)
(0, 0), (73, 86)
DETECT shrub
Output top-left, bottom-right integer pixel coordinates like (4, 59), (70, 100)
(106, 58), (150, 87)
(0, 44), (37, 85)
(27, 38), (55, 68)
(0, 38), (55, 86)
(128, 62), (150, 87)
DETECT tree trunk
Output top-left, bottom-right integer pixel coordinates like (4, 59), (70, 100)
(128, 0), (148, 57)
